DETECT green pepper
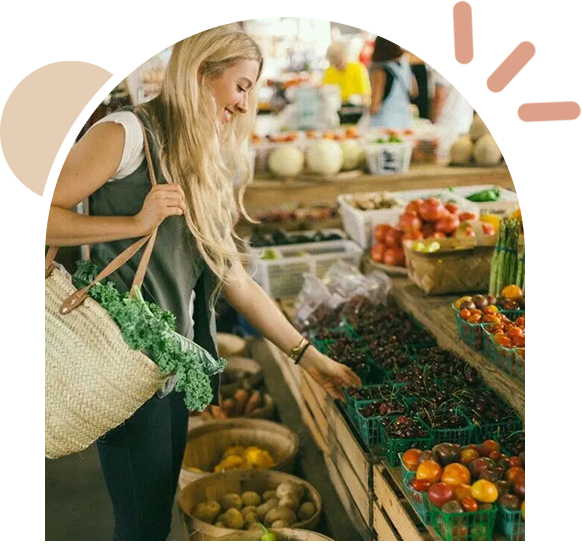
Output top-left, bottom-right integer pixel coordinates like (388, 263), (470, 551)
(466, 187), (501, 202)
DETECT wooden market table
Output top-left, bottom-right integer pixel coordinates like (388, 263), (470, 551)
(265, 274), (524, 541)
(242, 164), (514, 213)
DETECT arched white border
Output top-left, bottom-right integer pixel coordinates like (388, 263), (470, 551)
(35, 7), (535, 547)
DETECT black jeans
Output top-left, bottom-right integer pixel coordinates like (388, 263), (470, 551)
(96, 390), (189, 540)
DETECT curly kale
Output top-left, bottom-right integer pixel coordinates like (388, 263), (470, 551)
(73, 260), (225, 411)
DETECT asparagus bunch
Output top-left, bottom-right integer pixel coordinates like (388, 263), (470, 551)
(489, 219), (522, 296)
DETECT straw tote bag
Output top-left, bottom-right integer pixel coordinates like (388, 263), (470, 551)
(45, 120), (172, 460)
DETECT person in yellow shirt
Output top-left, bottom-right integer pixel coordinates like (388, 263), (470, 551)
(323, 42), (371, 107)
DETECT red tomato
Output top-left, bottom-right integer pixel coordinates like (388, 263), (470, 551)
(461, 496), (479, 512)
(405, 199), (423, 215)
(482, 314), (501, 323)
(488, 451), (501, 462)
(494, 334), (512, 348)
(467, 314), (483, 324)
(398, 212), (422, 233)
(411, 478), (431, 493)
(432, 231), (447, 239)
(428, 482), (454, 508)
(507, 326), (524, 340)
(374, 224), (392, 243)
(481, 222), (496, 236)
(384, 227), (403, 248)
(421, 222), (436, 238)
(484, 305), (499, 315)
(445, 202), (460, 214)
(419, 198), (447, 222)
(402, 230), (424, 242)
(416, 460), (442, 483)
(459, 212), (478, 222)
(460, 448), (480, 466)
(371, 243), (386, 263)
(479, 440), (500, 456)
(383, 247), (405, 267)
(436, 214), (460, 235)
(515, 316), (525, 329)
(511, 334), (526, 348)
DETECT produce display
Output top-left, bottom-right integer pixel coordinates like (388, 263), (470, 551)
(191, 481), (317, 530)
(401, 439), (525, 540)
(370, 196), (495, 267)
(256, 205), (338, 225)
(249, 229), (344, 248)
(343, 192), (403, 211)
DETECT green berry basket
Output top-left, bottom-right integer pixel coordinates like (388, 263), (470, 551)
(452, 304), (492, 351)
(513, 349), (525, 382)
(470, 412), (523, 443)
(498, 506), (525, 541)
(380, 415), (433, 466)
(499, 307), (524, 322)
(354, 399), (408, 447)
(401, 468), (430, 523)
(344, 383), (404, 422)
(429, 502), (498, 541)
(483, 331), (515, 375)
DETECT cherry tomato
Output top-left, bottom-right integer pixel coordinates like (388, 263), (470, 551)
(515, 316), (525, 329)
(508, 456), (524, 469)
(460, 448), (480, 466)
(478, 440), (500, 456)
(411, 478), (431, 493)
(384, 227), (403, 248)
(452, 484), (473, 502)
(402, 449), (422, 472)
(405, 199), (423, 215)
(471, 480), (499, 503)
(505, 467), (525, 484)
(459, 212), (478, 222)
(488, 451), (501, 462)
(460, 309), (472, 321)
(411, 478), (432, 494)
(484, 305), (499, 315)
(511, 334), (526, 348)
(467, 314), (483, 324)
(398, 212), (422, 233)
(374, 224), (392, 243)
(445, 203), (461, 214)
(494, 334), (512, 348)
(416, 460), (442, 484)
(461, 496), (479, 512)
(383, 247), (405, 267)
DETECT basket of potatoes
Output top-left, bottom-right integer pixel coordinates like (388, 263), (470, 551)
(217, 528), (333, 541)
(179, 470), (322, 541)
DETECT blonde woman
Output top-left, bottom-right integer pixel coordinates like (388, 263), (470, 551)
(46, 25), (361, 541)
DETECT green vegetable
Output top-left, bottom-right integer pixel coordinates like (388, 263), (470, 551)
(72, 260), (226, 411)
(259, 522), (278, 541)
(466, 187), (501, 203)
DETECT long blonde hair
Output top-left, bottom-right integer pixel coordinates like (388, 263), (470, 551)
(136, 24), (263, 299)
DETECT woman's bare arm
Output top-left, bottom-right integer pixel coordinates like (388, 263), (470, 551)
(46, 122), (186, 247)
(222, 263), (361, 400)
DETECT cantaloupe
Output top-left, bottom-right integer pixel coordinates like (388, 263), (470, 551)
(473, 134), (502, 166)
(339, 139), (364, 171)
(268, 145), (305, 177)
(306, 139), (343, 175)
(469, 114), (490, 142)
(449, 135), (474, 165)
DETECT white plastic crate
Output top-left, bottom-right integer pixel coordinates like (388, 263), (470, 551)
(364, 140), (413, 175)
(338, 188), (481, 249)
(251, 240), (364, 299)
(449, 185), (519, 217)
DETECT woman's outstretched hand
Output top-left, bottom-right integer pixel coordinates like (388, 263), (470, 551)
(300, 347), (362, 402)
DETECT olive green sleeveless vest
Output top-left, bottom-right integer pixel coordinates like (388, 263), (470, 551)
(88, 107), (220, 403)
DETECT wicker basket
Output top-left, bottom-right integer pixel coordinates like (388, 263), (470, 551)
(178, 470), (322, 541)
(180, 418), (299, 488)
(220, 357), (263, 398)
(217, 528), (333, 541)
(404, 240), (493, 295)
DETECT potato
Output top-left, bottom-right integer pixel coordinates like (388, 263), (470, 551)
(241, 491), (262, 507)
(262, 490), (277, 502)
(264, 506), (297, 528)
(244, 512), (259, 529)
(192, 500), (221, 524)
(220, 493), (243, 511)
(271, 520), (289, 529)
(256, 498), (279, 521)
(222, 508), (245, 530)
(278, 496), (299, 512)
(246, 523), (262, 531)
(241, 505), (258, 517)
(298, 501), (316, 521)
(276, 481), (304, 501)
